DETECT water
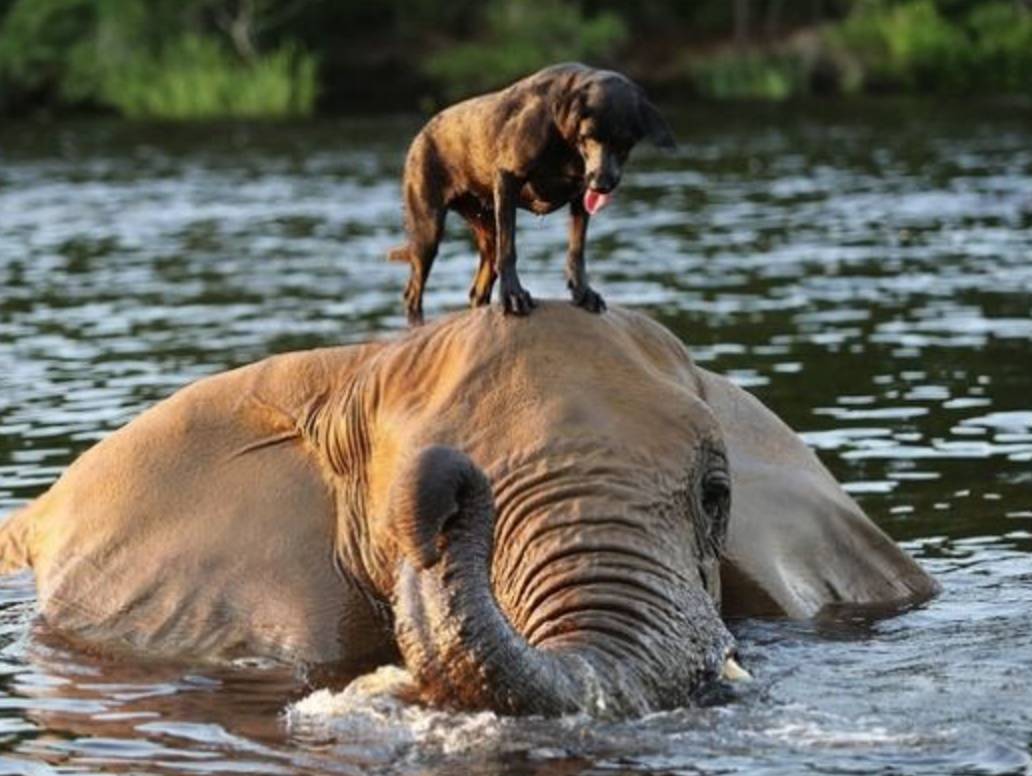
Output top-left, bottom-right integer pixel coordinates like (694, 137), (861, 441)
(1, 101), (1030, 774)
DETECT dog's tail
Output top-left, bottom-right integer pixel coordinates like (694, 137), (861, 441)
(387, 245), (411, 264)
(0, 499), (38, 575)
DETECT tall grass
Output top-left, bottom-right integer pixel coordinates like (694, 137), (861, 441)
(97, 36), (317, 120)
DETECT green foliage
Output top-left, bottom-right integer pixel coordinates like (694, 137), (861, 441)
(965, 2), (1032, 93)
(423, 0), (627, 101)
(692, 51), (810, 100)
(0, 0), (94, 92)
(689, 0), (1032, 101)
(820, 0), (1032, 94)
(829, 0), (969, 91)
(1, 0), (1031, 114)
(95, 36), (316, 119)
(0, 0), (317, 118)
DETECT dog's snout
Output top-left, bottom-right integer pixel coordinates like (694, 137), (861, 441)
(587, 170), (620, 194)
(586, 151), (623, 193)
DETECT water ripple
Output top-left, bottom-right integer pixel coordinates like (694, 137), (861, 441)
(1, 104), (1031, 774)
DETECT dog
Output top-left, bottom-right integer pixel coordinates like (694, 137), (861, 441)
(388, 63), (675, 325)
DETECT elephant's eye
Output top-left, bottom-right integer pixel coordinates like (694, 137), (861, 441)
(701, 469), (731, 543)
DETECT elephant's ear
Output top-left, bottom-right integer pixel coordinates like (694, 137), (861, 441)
(695, 367), (939, 619)
(386, 445), (492, 569)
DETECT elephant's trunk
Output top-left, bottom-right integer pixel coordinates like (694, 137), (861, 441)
(389, 446), (734, 716)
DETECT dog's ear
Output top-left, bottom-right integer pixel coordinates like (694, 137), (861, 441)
(553, 88), (586, 142)
(637, 95), (676, 150)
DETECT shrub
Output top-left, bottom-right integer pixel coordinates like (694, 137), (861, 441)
(966, 2), (1032, 94)
(0, 0), (95, 95)
(0, 0), (317, 118)
(423, 0), (627, 101)
(828, 0), (971, 92)
(692, 51), (811, 100)
(95, 36), (317, 119)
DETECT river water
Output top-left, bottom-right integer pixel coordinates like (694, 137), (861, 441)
(0, 102), (1030, 775)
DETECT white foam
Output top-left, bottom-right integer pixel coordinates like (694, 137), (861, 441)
(286, 666), (510, 758)
(762, 719), (950, 749)
(290, 665), (416, 716)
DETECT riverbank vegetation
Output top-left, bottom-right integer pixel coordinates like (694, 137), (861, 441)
(0, 0), (317, 118)
(0, 0), (1029, 119)
(692, 0), (1032, 99)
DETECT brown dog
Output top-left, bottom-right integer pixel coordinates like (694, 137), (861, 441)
(389, 63), (675, 325)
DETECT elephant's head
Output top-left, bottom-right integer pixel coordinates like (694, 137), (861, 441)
(369, 305), (744, 716)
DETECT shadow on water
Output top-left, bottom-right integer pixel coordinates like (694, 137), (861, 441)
(1, 100), (1031, 774)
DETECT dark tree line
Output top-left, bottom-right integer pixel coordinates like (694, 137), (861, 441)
(0, 0), (1028, 118)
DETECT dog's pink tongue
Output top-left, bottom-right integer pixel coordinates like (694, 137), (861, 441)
(584, 189), (611, 215)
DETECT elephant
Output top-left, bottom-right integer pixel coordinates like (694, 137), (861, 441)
(0, 302), (937, 717)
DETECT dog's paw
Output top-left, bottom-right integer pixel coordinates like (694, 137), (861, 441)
(570, 285), (607, 314)
(502, 286), (536, 316)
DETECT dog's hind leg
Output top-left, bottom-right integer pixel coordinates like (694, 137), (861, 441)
(457, 202), (498, 308)
(391, 195), (445, 327)
(469, 249), (497, 308)
(402, 219), (443, 327)
(389, 135), (448, 326)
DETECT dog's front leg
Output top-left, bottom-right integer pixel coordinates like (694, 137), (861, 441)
(493, 171), (535, 316)
(565, 198), (606, 313)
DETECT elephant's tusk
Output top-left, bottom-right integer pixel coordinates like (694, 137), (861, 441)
(721, 655), (752, 682)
